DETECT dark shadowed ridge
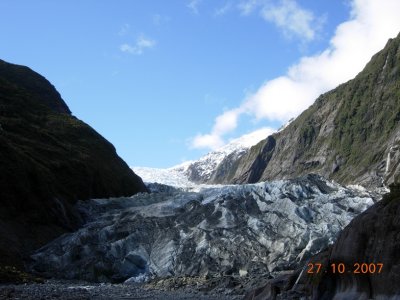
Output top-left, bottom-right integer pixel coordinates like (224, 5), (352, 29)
(0, 59), (147, 269)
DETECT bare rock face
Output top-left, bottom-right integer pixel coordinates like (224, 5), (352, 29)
(0, 59), (147, 268)
(29, 175), (376, 283)
(244, 184), (400, 299)
(213, 33), (400, 189)
(314, 184), (400, 299)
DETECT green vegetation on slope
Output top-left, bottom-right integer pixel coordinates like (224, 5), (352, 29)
(0, 59), (147, 268)
(222, 33), (400, 188)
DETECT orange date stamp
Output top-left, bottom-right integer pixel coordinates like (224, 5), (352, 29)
(307, 262), (383, 274)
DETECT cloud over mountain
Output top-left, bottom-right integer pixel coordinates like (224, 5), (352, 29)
(192, 0), (400, 150)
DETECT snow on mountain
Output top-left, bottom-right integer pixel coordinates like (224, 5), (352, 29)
(133, 127), (275, 186)
(132, 166), (195, 187)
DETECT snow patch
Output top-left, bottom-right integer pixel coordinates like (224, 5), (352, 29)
(133, 129), (274, 186)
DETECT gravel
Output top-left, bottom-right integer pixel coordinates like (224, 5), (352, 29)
(0, 280), (244, 300)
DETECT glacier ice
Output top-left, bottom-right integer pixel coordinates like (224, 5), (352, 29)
(30, 174), (378, 283)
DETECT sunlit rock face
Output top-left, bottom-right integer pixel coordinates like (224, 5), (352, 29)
(30, 175), (376, 283)
(221, 33), (400, 189)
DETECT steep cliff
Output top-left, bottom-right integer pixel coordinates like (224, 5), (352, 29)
(244, 184), (400, 299)
(214, 33), (400, 188)
(0, 59), (147, 267)
(315, 183), (400, 298)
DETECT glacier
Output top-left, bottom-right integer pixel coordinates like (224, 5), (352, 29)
(132, 127), (276, 185)
(30, 174), (377, 284)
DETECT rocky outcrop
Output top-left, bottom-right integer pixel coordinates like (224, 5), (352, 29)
(181, 147), (248, 184)
(244, 184), (400, 299)
(208, 147), (250, 184)
(313, 184), (400, 299)
(29, 175), (376, 283)
(215, 33), (400, 188)
(0, 59), (147, 268)
(175, 140), (250, 184)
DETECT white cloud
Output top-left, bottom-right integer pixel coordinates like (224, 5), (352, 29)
(191, 108), (243, 150)
(227, 127), (277, 148)
(120, 35), (156, 55)
(238, 0), (322, 41)
(191, 0), (400, 150)
(261, 0), (319, 41)
(214, 2), (233, 17)
(213, 109), (242, 135)
(187, 0), (202, 14)
(191, 127), (276, 151)
(191, 133), (224, 150)
(237, 0), (260, 16)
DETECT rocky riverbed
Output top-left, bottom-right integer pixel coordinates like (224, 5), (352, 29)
(0, 278), (245, 299)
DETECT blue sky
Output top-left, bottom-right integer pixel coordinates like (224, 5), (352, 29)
(1, 1), (400, 168)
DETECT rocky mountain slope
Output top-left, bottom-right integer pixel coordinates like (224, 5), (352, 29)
(182, 129), (274, 183)
(133, 128), (275, 186)
(212, 33), (400, 188)
(245, 183), (400, 299)
(316, 183), (400, 299)
(0, 59), (147, 268)
(29, 175), (376, 284)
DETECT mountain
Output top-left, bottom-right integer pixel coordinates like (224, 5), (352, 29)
(0, 59), (147, 268)
(132, 166), (195, 187)
(133, 128), (275, 186)
(242, 33), (400, 299)
(29, 175), (376, 284)
(215, 33), (400, 189)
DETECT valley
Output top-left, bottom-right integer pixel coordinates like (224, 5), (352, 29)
(0, 13), (400, 300)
